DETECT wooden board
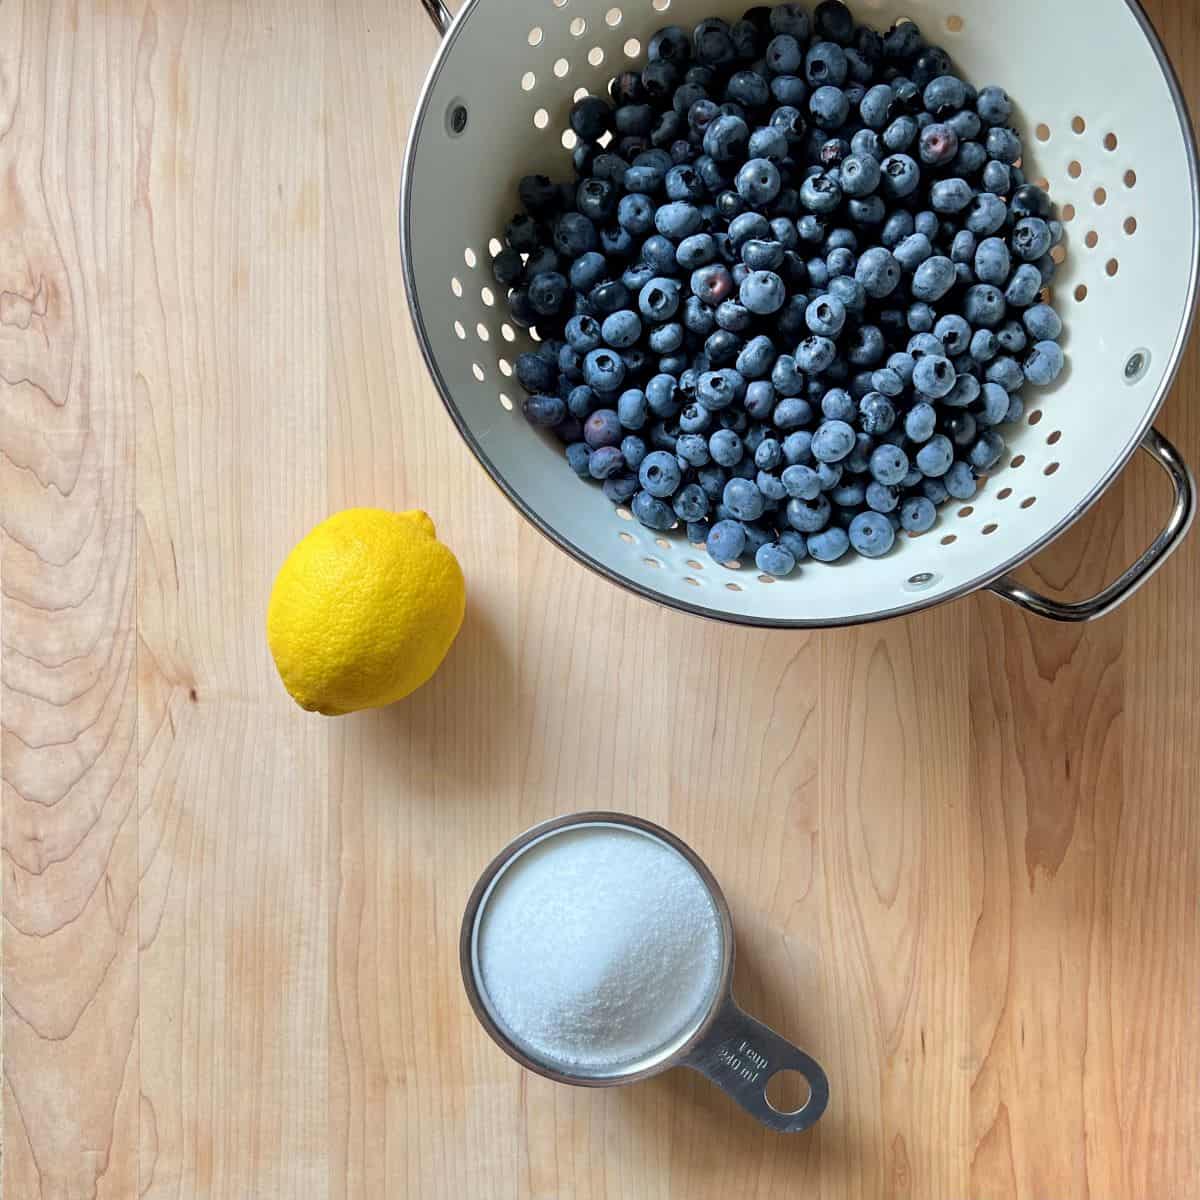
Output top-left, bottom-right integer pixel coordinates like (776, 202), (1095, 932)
(2, 2), (1198, 1196)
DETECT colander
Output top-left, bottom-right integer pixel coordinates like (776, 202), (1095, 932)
(401, 0), (1199, 627)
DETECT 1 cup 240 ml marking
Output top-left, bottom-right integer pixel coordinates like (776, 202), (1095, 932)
(716, 1038), (769, 1083)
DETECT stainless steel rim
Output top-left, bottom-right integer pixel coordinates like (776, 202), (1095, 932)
(400, 0), (1200, 629)
(459, 811), (737, 1088)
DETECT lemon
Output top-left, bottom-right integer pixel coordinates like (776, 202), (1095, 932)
(267, 508), (465, 715)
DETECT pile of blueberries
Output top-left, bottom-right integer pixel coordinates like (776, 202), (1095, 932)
(498, 2), (1066, 576)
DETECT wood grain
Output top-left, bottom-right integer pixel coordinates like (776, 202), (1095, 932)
(3, 1), (1199, 1197)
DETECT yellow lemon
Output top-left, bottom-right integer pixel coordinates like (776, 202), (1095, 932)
(267, 508), (465, 715)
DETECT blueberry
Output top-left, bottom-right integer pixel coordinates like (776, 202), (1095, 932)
(703, 328), (739, 367)
(1005, 263), (1043, 309)
(986, 356), (1025, 392)
(763, 32), (803, 75)
(940, 460), (975, 500)
(622, 262), (658, 294)
(558, 344), (584, 383)
(996, 320), (1027, 355)
(911, 255), (956, 302)
(492, 247), (525, 287)
(637, 450), (681, 498)
(971, 382), (1006, 428)
(845, 510), (894, 557)
(807, 526), (850, 561)
(729, 160), (781, 213)
(707, 519), (746, 563)
(796, 335), (838, 373)
(771, 397), (811, 430)
(736, 270), (784, 315)
(1024, 340), (1065, 386)
(1021, 303), (1062, 343)
(614, 195), (653, 238)
(686, 519), (711, 545)
(770, 2), (811, 38)
(982, 160), (1012, 195)
(845, 325), (886, 367)
(620, 432), (649, 469)
(769, 104), (809, 146)
(515, 352), (558, 394)
(694, 17), (737, 66)
(883, 19), (924, 60)
(968, 329), (998, 365)
(518, 391), (566, 429)
(800, 173), (843, 213)
(709, 428), (744, 467)
(834, 155), (879, 204)
(805, 85), (847, 131)
(819, 386), (855, 421)
(787, 495), (832, 533)
(584, 406), (624, 448)
(624, 165), (665, 195)
(1011, 183), (1054, 220)
(526, 271), (567, 316)
(967, 431), (1006, 471)
(715, 300), (752, 333)
(690, 264), (735, 306)
(918, 122), (959, 167)
(671, 234), (714, 272)
(895, 495), (933, 534)
(985, 126), (1022, 165)
(916, 434), (953, 477)
(888, 233), (930, 276)
(737, 239), (782, 273)
(703, 113), (751, 162)
(632, 490), (677, 531)
(1012, 217), (1052, 262)
(553, 213), (596, 259)
(581, 348), (626, 395)
(638, 277), (682, 324)
(909, 354), (954, 399)
(859, 392), (896, 435)
(904, 402), (937, 443)
(826, 245), (857, 276)
(968, 237), (1008, 288)
(596, 310), (638, 350)
(816, 461), (843, 491)
(958, 284), (1003, 330)
(880, 153), (921, 198)
(781, 464), (821, 501)
(721, 477), (765, 522)
(811, 419), (856, 463)
(647, 22), (691, 64)
(586, 444), (625, 480)
(565, 442), (593, 479)
(930, 315), (969, 357)
(946, 371), (982, 409)
(929, 178), (973, 214)
(944, 410), (977, 447)
(850, 84), (891, 134)
(975, 85), (1012, 126)
(751, 542), (794, 577)
(849, 247), (899, 301)
(668, 482), (707, 523)
(649, 323), (686, 356)
(570, 96), (613, 142)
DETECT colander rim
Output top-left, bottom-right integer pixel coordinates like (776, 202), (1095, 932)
(399, 0), (1200, 629)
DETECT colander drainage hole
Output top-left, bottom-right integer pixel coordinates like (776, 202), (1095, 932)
(1085, 230), (1098, 248)
(1072, 115), (1087, 134)
(652, 0), (671, 11)
(1105, 132), (1119, 151)
(684, 576), (700, 587)
(1124, 217), (1138, 236)
(618, 531), (634, 544)
(1106, 258), (1119, 277)
(946, 15), (964, 33)
(446, 101), (469, 137)
(588, 47), (605, 66)
(605, 8), (622, 27)
(521, 72), (536, 93)
(499, 393), (513, 411)
(570, 16), (586, 36)
(623, 37), (641, 57)
(1020, 496), (1037, 509)
(1044, 462), (1060, 476)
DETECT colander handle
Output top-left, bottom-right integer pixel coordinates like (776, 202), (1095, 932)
(683, 997), (829, 1133)
(988, 427), (1195, 622)
(420, 0), (452, 35)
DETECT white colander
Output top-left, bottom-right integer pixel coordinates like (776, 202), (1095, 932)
(401, 0), (1198, 626)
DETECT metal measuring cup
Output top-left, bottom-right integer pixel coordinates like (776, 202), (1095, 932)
(460, 812), (829, 1133)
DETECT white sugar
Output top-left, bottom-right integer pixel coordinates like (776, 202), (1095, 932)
(475, 825), (723, 1073)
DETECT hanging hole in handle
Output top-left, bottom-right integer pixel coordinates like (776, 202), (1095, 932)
(765, 1069), (813, 1115)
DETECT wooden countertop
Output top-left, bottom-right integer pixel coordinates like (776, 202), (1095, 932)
(3, 2), (1198, 1196)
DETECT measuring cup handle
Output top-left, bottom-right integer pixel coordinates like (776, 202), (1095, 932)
(419, 0), (453, 36)
(682, 998), (829, 1133)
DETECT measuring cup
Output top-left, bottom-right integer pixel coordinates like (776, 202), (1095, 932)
(460, 812), (829, 1133)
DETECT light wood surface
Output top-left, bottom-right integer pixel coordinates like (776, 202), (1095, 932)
(3, 2), (1199, 1197)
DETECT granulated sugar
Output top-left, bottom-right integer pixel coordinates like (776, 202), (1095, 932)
(475, 824), (723, 1073)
